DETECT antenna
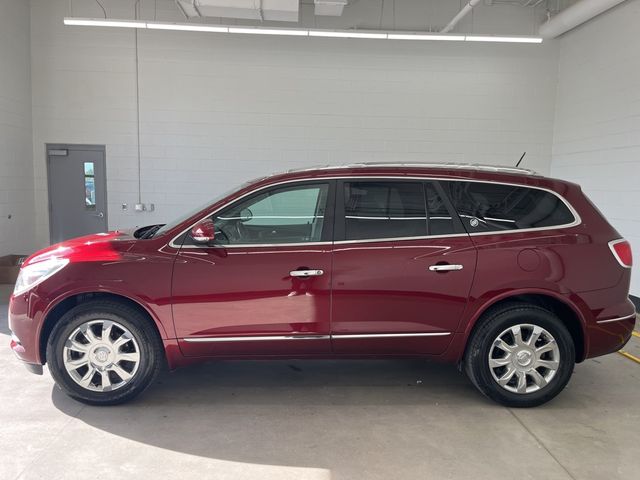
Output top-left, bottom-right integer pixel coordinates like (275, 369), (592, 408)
(516, 151), (526, 168)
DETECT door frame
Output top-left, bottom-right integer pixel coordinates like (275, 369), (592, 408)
(46, 143), (108, 244)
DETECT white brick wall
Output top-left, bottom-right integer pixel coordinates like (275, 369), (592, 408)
(0, 0), (35, 256)
(30, 0), (559, 250)
(550, 0), (640, 296)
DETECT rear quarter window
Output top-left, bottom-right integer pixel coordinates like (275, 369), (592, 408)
(441, 180), (576, 233)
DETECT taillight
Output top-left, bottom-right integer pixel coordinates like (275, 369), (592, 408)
(609, 239), (633, 268)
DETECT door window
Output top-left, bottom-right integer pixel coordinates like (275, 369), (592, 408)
(210, 183), (330, 245)
(343, 182), (427, 240)
(425, 182), (457, 235)
(84, 162), (96, 209)
(441, 181), (576, 232)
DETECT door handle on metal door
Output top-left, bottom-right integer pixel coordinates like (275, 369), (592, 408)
(290, 269), (324, 277)
(429, 264), (463, 272)
(92, 212), (104, 218)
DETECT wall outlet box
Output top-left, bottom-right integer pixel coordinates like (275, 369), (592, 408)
(134, 203), (145, 212)
(147, 203), (155, 212)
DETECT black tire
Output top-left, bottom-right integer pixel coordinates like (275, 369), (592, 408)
(464, 303), (575, 408)
(46, 300), (164, 405)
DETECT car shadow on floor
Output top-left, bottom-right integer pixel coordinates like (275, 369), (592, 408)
(0, 317), (11, 335)
(0, 322), (10, 335)
(50, 359), (498, 465)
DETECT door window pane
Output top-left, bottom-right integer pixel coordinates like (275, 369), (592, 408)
(442, 181), (576, 232)
(344, 182), (427, 240)
(84, 162), (94, 176)
(211, 183), (329, 245)
(84, 162), (96, 209)
(425, 183), (456, 235)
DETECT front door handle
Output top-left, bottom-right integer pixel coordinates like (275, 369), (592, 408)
(429, 264), (463, 272)
(290, 269), (324, 278)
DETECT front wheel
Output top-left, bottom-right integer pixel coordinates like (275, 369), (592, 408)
(464, 303), (575, 407)
(47, 301), (163, 405)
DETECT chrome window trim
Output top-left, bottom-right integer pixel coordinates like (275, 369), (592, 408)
(178, 241), (335, 249)
(345, 215), (428, 220)
(183, 332), (451, 342)
(332, 232), (471, 245)
(595, 313), (636, 324)
(168, 176), (582, 249)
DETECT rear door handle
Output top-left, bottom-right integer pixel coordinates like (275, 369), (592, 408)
(290, 269), (324, 277)
(429, 264), (463, 272)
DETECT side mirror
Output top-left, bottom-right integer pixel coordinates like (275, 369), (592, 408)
(190, 218), (215, 244)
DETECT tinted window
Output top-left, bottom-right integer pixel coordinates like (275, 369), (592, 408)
(425, 182), (456, 236)
(344, 182), (427, 240)
(210, 183), (329, 245)
(442, 181), (575, 233)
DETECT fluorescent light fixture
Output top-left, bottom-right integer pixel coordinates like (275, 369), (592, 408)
(62, 18), (543, 44)
(228, 27), (308, 36)
(464, 35), (543, 43)
(147, 23), (228, 33)
(309, 30), (387, 39)
(64, 17), (146, 28)
(388, 33), (465, 41)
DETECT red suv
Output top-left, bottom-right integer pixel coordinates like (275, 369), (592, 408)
(8, 163), (635, 407)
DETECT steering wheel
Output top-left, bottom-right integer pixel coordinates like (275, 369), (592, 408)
(216, 208), (251, 244)
(235, 221), (248, 241)
(215, 224), (233, 243)
(216, 221), (248, 244)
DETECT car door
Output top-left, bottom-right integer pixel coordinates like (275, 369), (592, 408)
(331, 179), (477, 355)
(172, 180), (335, 356)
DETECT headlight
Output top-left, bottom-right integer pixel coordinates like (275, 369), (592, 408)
(13, 258), (69, 295)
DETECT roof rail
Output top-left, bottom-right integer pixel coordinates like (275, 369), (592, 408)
(286, 162), (538, 176)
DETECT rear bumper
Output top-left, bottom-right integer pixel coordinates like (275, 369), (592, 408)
(578, 293), (636, 359)
(586, 311), (635, 359)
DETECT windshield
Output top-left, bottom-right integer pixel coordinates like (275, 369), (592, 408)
(152, 179), (260, 237)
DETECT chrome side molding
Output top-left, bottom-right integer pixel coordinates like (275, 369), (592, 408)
(183, 332), (451, 342)
(331, 332), (451, 339)
(184, 334), (331, 343)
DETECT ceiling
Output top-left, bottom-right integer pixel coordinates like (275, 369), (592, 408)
(68, 0), (574, 36)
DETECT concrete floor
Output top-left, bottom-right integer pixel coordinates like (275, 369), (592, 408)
(1, 305), (639, 480)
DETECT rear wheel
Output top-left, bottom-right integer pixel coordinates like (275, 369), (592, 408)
(47, 301), (163, 405)
(464, 303), (575, 407)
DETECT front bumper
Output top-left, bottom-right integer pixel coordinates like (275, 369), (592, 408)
(9, 331), (44, 375)
(8, 292), (44, 368)
(22, 362), (44, 374)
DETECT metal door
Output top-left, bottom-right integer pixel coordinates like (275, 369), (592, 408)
(47, 145), (108, 244)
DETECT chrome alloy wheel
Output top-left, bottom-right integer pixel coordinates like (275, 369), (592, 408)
(488, 324), (560, 394)
(63, 320), (141, 392)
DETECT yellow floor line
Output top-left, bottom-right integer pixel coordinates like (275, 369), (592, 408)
(618, 350), (640, 364)
(632, 331), (640, 339)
